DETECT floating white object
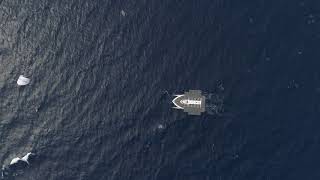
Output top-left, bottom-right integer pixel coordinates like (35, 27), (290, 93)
(9, 157), (20, 165)
(17, 75), (30, 86)
(157, 124), (164, 130)
(21, 152), (34, 164)
(121, 10), (126, 17)
(9, 152), (34, 165)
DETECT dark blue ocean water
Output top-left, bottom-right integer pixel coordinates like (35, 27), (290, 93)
(1, 0), (320, 179)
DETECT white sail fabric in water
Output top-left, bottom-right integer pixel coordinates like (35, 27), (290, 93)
(9, 158), (20, 165)
(9, 152), (34, 165)
(17, 75), (30, 86)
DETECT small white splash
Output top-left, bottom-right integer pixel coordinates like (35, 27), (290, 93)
(17, 75), (30, 86)
(211, 144), (215, 152)
(307, 14), (316, 24)
(157, 124), (164, 129)
(162, 90), (169, 95)
(120, 10), (126, 17)
(288, 80), (299, 89)
(1, 165), (4, 178)
(234, 154), (239, 159)
(218, 83), (224, 91)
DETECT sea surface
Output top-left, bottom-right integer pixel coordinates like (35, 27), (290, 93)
(1, 0), (320, 179)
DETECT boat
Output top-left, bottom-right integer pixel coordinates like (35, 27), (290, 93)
(172, 90), (205, 115)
